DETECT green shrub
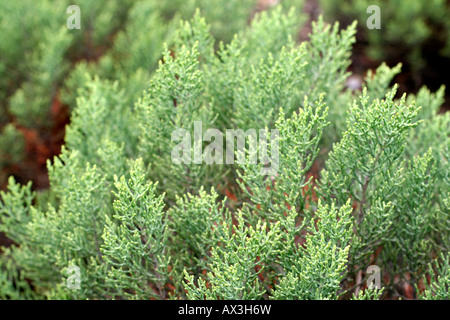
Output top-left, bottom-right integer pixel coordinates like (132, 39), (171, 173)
(0, 2), (448, 300)
(1, 0), (274, 187)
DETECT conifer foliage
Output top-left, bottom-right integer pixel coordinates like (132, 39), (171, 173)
(0, 0), (448, 300)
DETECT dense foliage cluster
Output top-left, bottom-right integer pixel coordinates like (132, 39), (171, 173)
(0, 0), (448, 300)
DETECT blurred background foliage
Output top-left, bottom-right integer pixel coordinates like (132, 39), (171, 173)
(0, 0), (308, 189)
(318, 0), (450, 100)
(2, 0), (449, 190)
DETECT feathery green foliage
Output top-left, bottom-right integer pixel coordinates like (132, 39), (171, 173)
(0, 1), (448, 301)
(102, 159), (170, 299)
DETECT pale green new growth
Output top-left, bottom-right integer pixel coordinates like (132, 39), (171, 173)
(0, 1), (448, 301)
(420, 253), (450, 300)
(102, 159), (170, 299)
(184, 212), (282, 300)
(273, 202), (353, 300)
(351, 285), (384, 300)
